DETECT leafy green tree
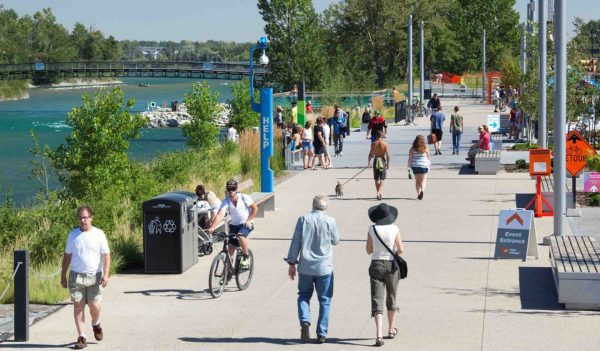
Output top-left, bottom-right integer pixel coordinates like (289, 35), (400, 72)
(450, 0), (520, 72)
(103, 35), (123, 60)
(227, 79), (260, 132)
(50, 87), (145, 198)
(82, 30), (105, 60)
(257, 0), (326, 90)
(182, 81), (221, 149)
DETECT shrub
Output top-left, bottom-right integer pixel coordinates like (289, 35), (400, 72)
(227, 79), (260, 132)
(511, 143), (539, 151)
(516, 159), (528, 169)
(590, 193), (600, 207)
(182, 81), (221, 149)
(586, 155), (600, 172)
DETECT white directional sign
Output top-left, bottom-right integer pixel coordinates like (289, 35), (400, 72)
(487, 114), (500, 133)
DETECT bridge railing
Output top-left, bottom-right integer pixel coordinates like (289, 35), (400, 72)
(0, 61), (266, 74)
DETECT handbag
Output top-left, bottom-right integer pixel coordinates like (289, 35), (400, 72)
(372, 225), (408, 279)
(427, 133), (437, 145)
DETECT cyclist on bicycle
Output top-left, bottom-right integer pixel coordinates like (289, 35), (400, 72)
(208, 180), (258, 268)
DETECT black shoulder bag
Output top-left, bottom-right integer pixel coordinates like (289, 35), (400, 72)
(372, 225), (408, 279)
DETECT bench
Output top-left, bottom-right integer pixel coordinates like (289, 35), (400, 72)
(549, 235), (600, 310)
(236, 179), (275, 218)
(284, 144), (303, 169)
(539, 175), (575, 210)
(475, 150), (501, 175)
(490, 133), (503, 151)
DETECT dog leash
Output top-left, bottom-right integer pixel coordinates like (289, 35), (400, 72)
(342, 166), (369, 186)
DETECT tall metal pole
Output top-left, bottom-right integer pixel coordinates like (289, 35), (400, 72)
(482, 30), (486, 102)
(553, 0), (567, 236)
(14, 250), (29, 342)
(538, 0), (548, 148)
(408, 15), (413, 115)
(420, 21), (424, 106)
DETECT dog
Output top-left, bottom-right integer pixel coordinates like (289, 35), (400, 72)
(335, 181), (344, 197)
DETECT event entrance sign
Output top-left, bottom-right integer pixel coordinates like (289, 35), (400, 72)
(494, 209), (539, 261)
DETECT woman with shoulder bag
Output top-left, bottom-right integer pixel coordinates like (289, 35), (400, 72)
(366, 203), (405, 347)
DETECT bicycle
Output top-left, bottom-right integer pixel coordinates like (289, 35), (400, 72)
(208, 231), (254, 298)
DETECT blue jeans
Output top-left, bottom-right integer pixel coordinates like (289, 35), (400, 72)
(452, 130), (462, 154)
(297, 273), (334, 337)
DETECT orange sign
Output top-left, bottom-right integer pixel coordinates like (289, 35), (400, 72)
(529, 149), (552, 176)
(566, 131), (597, 176)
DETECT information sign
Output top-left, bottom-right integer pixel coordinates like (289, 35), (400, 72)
(487, 114), (500, 133)
(494, 209), (539, 261)
(529, 149), (552, 176)
(583, 172), (600, 192)
(566, 131), (597, 176)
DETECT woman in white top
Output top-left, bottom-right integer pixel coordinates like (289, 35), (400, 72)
(366, 203), (405, 347)
(301, 121), (314, 169)
(407, 135), (431, 200)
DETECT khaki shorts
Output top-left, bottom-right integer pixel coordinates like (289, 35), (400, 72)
(69, 271), (103, 304)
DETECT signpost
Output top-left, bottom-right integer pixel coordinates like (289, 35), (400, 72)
(494, 209), (539, 261)
(487, 114), (500, 133)
(583, 172), (600, 192)
(565, 131), (597, 208)
(525, 148), (554, 217)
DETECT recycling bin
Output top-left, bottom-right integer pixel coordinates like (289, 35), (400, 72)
(143, 191), (199, 273)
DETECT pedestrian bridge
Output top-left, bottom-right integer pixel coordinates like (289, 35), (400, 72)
(0, 61), (267, 82)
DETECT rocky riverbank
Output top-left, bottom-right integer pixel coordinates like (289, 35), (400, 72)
(142, 103), (231, 128)
(46, 78), (123, 90)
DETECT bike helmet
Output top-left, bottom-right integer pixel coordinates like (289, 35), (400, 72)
(226, 180), (238, 191)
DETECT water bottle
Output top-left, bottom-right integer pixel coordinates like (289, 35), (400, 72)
(408, 168), (413, 179)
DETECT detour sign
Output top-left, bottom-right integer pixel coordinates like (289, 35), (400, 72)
(566, 131), (597, 176)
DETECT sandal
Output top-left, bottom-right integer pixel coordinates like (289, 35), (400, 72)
(387, 327), (398, 339)
(375, 337), (384, 347)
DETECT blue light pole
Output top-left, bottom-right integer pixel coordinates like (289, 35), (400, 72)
(249, 37), (273, 192)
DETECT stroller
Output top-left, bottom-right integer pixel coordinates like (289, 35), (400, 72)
(196, 201), (215, 256)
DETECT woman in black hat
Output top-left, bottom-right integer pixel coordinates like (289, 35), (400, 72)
(365, 203), (405, 346)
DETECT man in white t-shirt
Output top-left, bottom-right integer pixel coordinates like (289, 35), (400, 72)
(322, 118), (332, 168)
(61, 206), (111, 350)
(208, 180), (258, 268)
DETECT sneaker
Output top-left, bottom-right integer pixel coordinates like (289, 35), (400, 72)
(438, 151), (442, 155)
(300, 322), (310, 343)
(317, 335), (326, 344)
(92, 323), (103, 341)
(340, 152), (343, 156)
(418, 191), (424, 200)
(240, 256), (250, 269)
(74, 336), (87, 349)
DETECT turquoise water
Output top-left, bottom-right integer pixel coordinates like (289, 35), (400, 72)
(0, 78), (234, 205)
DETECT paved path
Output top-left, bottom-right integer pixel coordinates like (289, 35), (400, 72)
(3, 100), (600, 350)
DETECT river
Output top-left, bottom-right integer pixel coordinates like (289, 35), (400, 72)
(0, 77), (234, 205)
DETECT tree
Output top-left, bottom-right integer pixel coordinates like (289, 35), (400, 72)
(50, 87), (145, 198)
(450, 0), (520, 72)
(227, 79), (260, 132)
(182, 81), (221, 149)
(257, 0), (326, 90)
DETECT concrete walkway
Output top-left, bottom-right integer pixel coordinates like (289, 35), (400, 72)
(3, 100), (599, 350)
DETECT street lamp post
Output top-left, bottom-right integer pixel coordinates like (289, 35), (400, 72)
(249, 37), (273, 193)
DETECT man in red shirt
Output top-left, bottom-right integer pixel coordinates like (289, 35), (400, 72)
(366, 110), (387, 143)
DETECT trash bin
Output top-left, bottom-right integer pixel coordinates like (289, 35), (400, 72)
(395, 100), (406, 123)
(424, 89), (432, 100)
(143, 191), (199, 273)
(171, 100), (178, 112)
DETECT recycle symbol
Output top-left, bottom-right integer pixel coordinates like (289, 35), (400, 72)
(163, 220), (177, 234)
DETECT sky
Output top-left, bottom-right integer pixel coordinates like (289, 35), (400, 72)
(0, 0), (598, 42)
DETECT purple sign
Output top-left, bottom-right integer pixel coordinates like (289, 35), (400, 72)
(583, 172), (600, 192)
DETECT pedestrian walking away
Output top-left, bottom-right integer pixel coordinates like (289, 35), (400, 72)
(367, 130), (391, 200)
(407, 135), (431, 200)
(430, 106), (446, 155)
(366, 203), (405, 347)
(61, 205), (111, 350)
(286, 195), (341, 344)
(449, 106), (464, 155)
(208, 180), (258, 268)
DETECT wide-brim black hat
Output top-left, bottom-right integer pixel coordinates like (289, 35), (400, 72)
(368, 203), (398, 225)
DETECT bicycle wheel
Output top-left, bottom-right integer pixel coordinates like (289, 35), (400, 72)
(209, 252), (229, 298)
(235, 249), (254, 291)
